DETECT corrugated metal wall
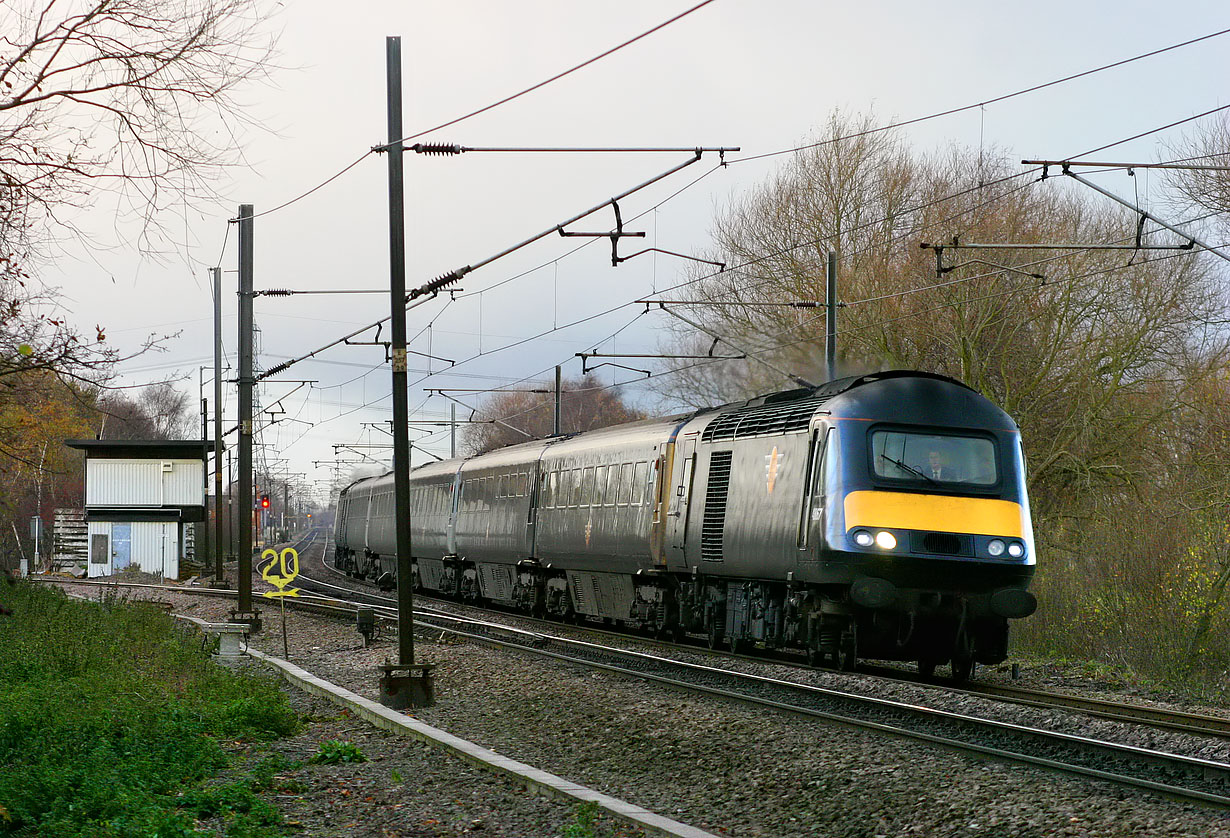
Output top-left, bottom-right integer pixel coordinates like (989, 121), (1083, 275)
(162, 461), (203, 505)
(87, 461), (161, 504)
(85, 521), (179, 578)
(132, 522), (177, 578)
(85, 459), (203, 506)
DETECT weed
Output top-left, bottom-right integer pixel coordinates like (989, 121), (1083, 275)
(562, 801), (603, 838)
(309, 739), (368, 765)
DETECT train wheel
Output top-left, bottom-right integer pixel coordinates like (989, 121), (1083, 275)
(707, 622), (724, 650)
(950, 655), (975, 683)
(918, 660), (937, 679)
(837, 626), (858, 672)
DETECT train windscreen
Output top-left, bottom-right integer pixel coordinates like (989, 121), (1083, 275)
(871, 430), (997, 487)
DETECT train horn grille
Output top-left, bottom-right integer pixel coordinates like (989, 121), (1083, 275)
(914, 532), (972, 557)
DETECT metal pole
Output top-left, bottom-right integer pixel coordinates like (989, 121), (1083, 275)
(450, 404), (456, 458)
(826, 251), (837, 382)
(33, 442), (45, 572)
(212, 267), (225, 584)
(554, 365), (562, 435)
(200, 393), (209, 569)
(387, 36), (415, 667)
(227, 448), (234, 559)
(236, 203), (258, 628)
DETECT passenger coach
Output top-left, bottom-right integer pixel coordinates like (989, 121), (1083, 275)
(334, 371), (1036, 678)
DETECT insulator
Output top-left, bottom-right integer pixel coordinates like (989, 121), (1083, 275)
(412, 143), (463, 156)
(263, 288), (293, 296)
(426, 271), (459, 291)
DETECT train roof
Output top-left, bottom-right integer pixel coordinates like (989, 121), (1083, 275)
(336, 371), (1012, 497)
(688, 370), (1011, 442)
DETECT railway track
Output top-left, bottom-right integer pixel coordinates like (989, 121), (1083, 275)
(35, 538), (1230, 810)
(305, 539), (1230, 746)
(290, 562), (1230, 809)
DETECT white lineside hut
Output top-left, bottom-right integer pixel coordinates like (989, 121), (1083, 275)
(64, 440), (215, 580)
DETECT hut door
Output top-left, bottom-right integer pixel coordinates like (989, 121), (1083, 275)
(112, 523), (132, 570)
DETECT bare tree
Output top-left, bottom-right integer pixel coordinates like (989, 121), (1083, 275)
(96, 381), (194, 439)
(460, 375), (646, 456)
(0, 0), (277, 252)
(0, 0), (276, 472)
(652, 111), (1230, 681)
(1163, 113), (1230, 220)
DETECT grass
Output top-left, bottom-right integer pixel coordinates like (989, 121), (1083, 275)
(0, 583), (300, 837)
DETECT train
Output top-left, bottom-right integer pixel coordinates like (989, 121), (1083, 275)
(333, 370), (1036, 679)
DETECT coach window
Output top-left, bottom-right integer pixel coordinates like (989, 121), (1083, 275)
(594, 465), (607, 506)
(619, 463), (634, 505)
(580, 466), (594, 506)
(631, 461), (647, 505)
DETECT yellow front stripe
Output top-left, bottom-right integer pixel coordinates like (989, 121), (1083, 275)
(844, 490), (1024, 538)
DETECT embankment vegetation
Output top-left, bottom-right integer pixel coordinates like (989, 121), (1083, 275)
(0, 584), (299, 837)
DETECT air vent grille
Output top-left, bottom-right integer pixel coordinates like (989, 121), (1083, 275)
(702, 397), (829, 442)
(700, 451), (733, 562)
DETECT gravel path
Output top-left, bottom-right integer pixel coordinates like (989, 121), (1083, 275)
(52, 576), (1230, 837)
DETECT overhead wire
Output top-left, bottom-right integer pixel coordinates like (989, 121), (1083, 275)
(240, 0), (717, 223)
(265, 27), (1230, 457)
(435, 112), (1230, 422)
(731, 26), (1230, 165)
(637, 103), (1230, 314)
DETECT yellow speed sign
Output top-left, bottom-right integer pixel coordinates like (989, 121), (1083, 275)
(261, 548), (300, 598)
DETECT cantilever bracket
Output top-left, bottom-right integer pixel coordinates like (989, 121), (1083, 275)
(579, 358), (653, 378)
(576, 349), (744, 376)
(614, 247), (726, 271)
(557, 198), (647, 266)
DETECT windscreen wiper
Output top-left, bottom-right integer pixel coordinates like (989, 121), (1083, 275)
(879, 453), (938, 485)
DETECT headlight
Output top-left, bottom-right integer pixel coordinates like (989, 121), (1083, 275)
(875, 531), (897, 550)
(987, 539), (1006, 557)
(1007, 541), (1025, 558)
(853, 530), (874, 548)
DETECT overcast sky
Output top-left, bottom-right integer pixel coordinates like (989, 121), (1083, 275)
(39, 0), (1230, 500)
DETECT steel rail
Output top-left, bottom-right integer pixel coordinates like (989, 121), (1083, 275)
(311, 550), (1230, 745)
(394, 614), (1230, 810)
(297, 559), (1230, 808)
(37, 568), (1230, 808)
